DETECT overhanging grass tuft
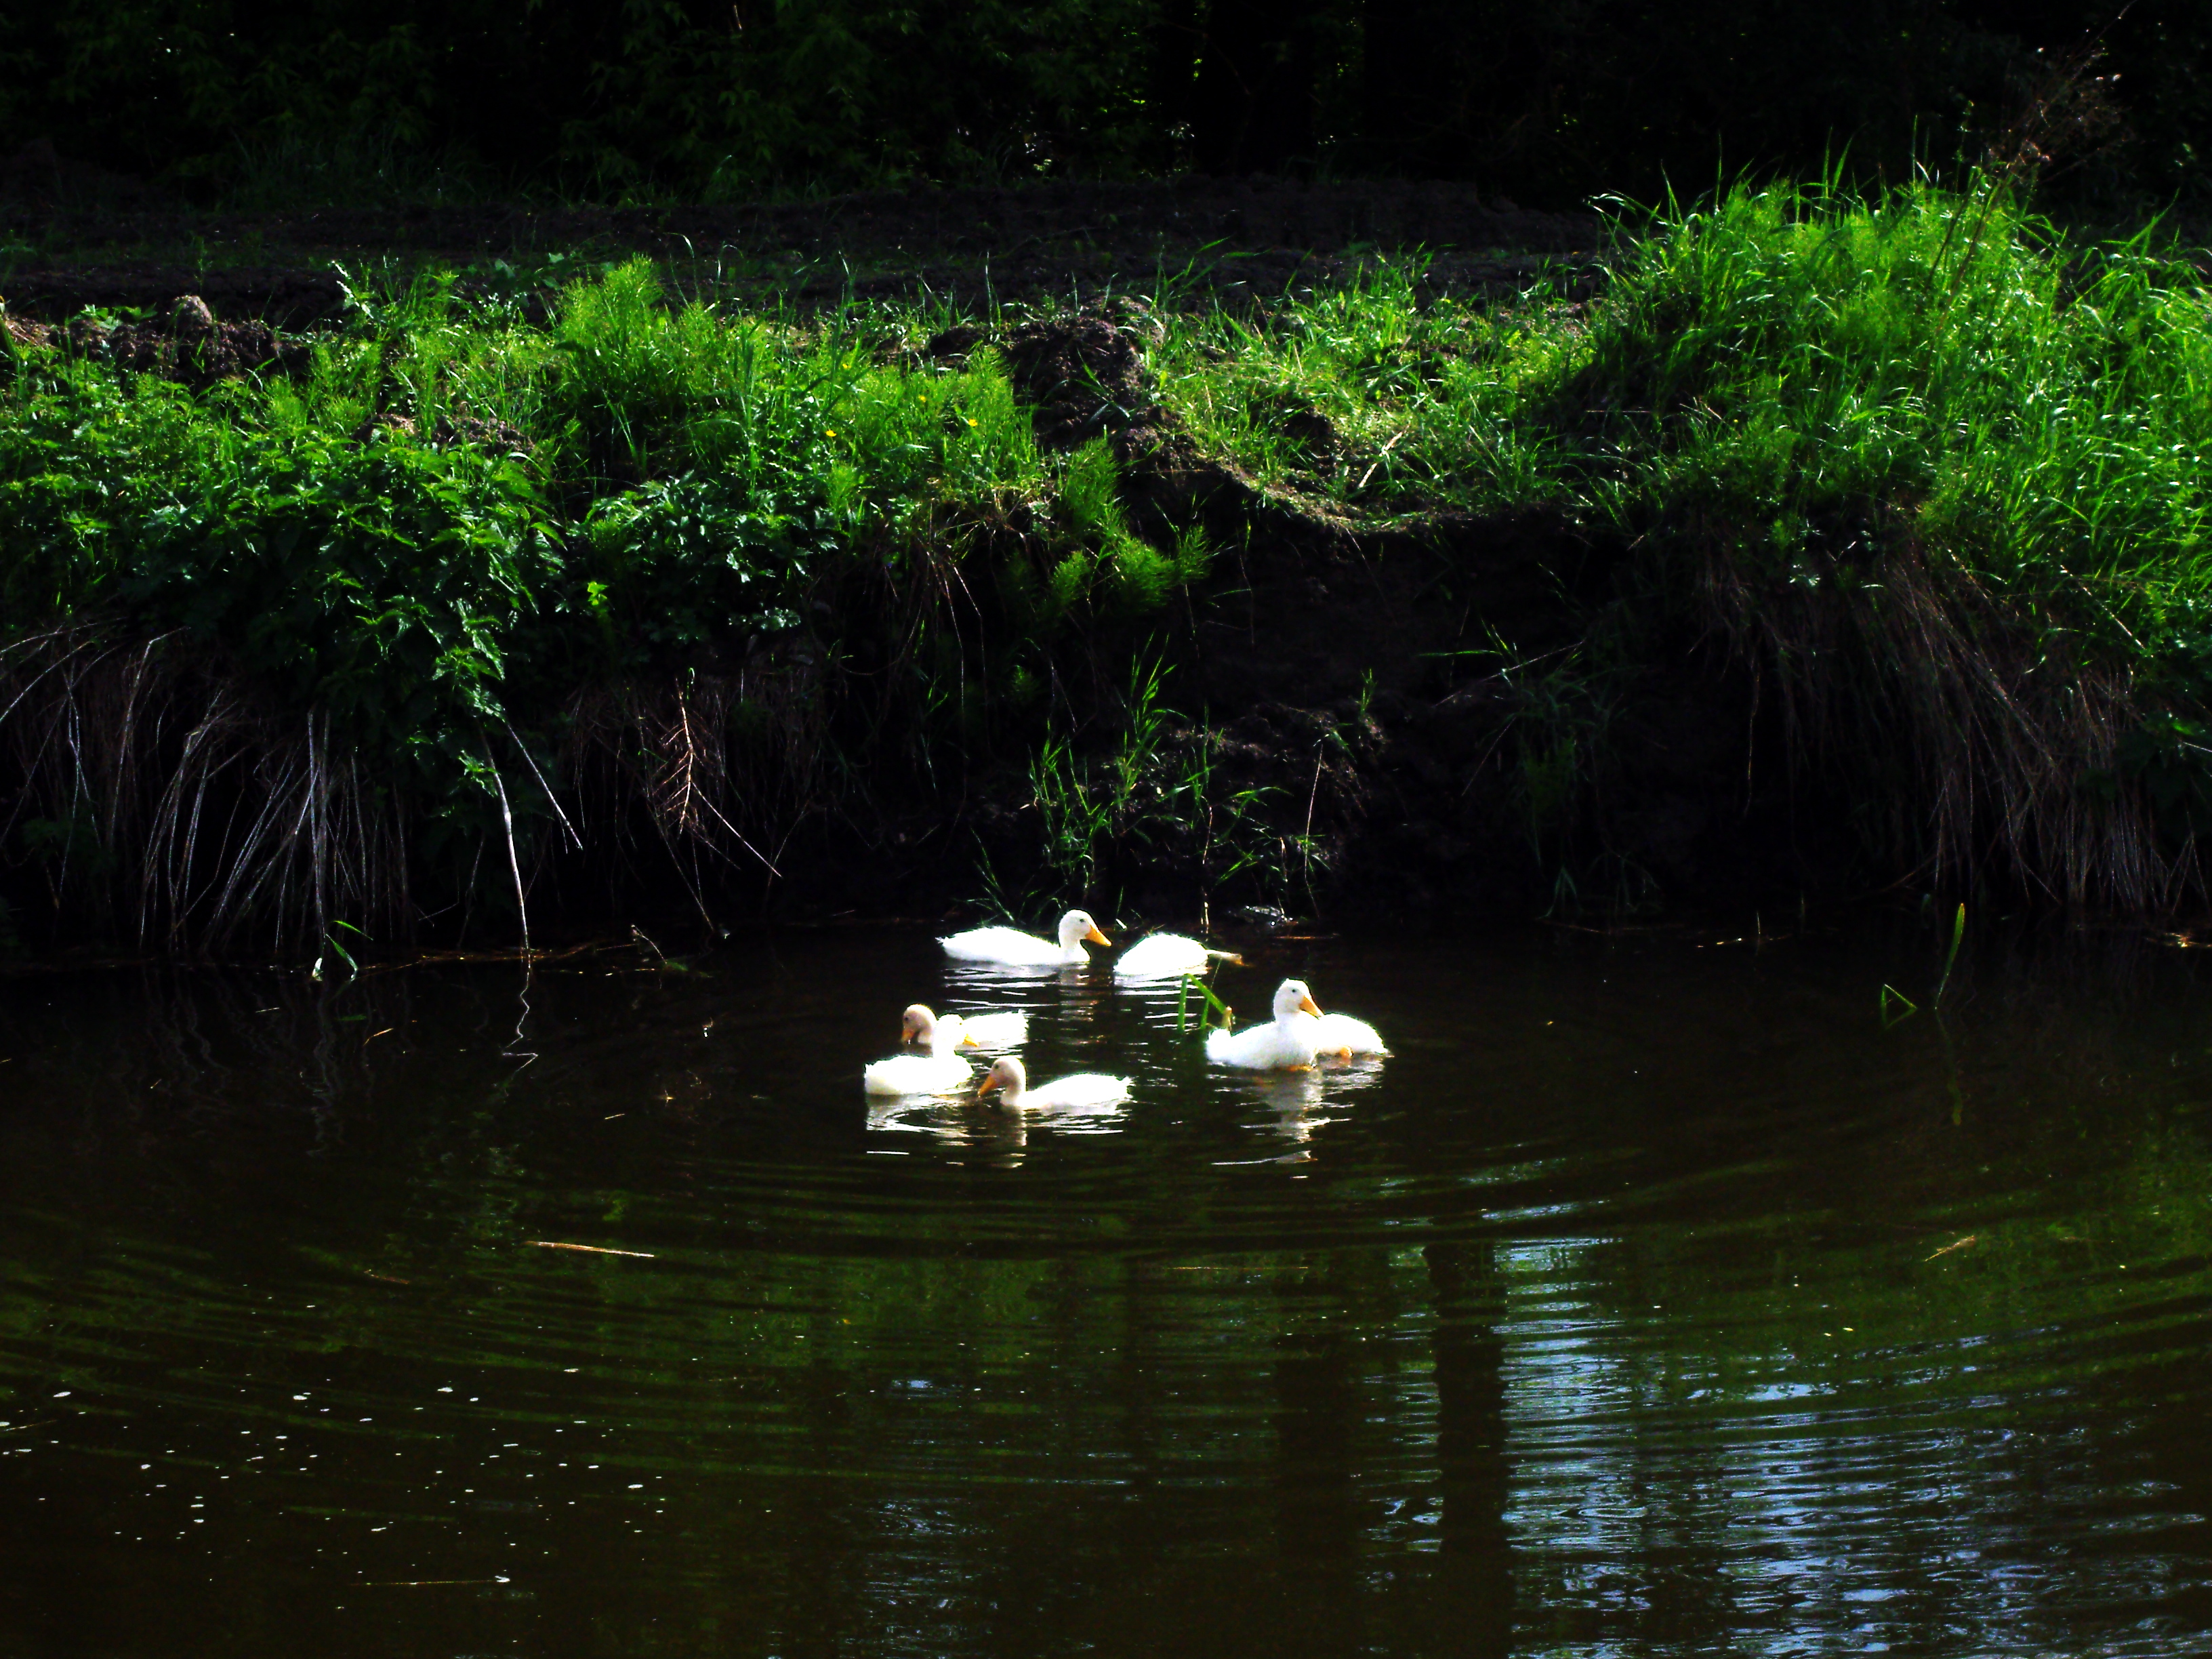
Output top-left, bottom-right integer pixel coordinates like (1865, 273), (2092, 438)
(1151, 176), (2212, 904)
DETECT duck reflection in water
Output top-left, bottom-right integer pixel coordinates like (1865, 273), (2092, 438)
(941, 957), (1113, 1040)
(865, 1094), (965, 1141)
(1245, 1053), (1388, 1145)
(866, 1092), (1033, 1165)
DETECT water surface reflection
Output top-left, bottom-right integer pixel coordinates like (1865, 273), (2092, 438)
(1, 921), (2210, 1656)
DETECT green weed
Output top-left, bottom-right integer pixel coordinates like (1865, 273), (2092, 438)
(1024, 655), (1294, 912)
(1934, 902), (1968, 1009)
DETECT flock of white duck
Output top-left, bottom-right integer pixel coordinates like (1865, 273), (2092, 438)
(862, 909), (1388, 1109)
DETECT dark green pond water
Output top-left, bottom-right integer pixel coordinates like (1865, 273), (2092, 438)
(3, 921), (2211, 1657)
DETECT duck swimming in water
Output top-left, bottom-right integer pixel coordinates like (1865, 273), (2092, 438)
(1112, 931), (1242, 981)
(1204, 979), (1326, 1071)
(940, 910), (1110, 968)
(900, 1003), (1029, 1051)
(974, 1054), (1132, 1110)
(863, 1012), (980, 1097)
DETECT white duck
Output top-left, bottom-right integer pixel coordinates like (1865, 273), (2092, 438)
(940, 909), (1110, 968)
(901, 1003), (1028, 1051)
(975, 1054), (1131, 1111)
(1205, 979), (1326, 1071)
(1113, 931), (1243, 980)
(863, 1014), (979, 1097)
(1305, 1009), (1387, 1056)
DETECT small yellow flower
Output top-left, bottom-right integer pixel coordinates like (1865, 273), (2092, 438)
(825, 428), (838, 437)
(966, 417), (978, 427)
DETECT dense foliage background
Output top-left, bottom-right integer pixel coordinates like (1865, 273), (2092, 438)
(0, 0), (2205, 209)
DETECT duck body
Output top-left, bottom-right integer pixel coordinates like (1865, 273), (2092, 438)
(1020, 1073), (1134, 1110)
(863, 1050), (975, 1097)
(1305, 1012), (1387, 1056)
(1206, 1021), (1322, 1071)
(937, 1009), (1029, 1049)
(938, 926), (1065, 967)
(1205, 980), (1326, 1071)
(976, 1055), (1132, 1111)
(1113, 932), (1239, 980)
(940, 910), (1110, 968)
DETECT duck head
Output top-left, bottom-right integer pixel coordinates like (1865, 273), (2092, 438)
(1057, 910), (1111, 951)
(903, 1004), (980, 1048)
(976, 1055), (1027, 1104)
(1273, 979), (1324, 1023)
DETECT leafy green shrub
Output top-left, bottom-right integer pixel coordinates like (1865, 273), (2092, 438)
(0, 260), (1210, 946)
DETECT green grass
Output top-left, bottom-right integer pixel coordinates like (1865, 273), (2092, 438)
(1021, 650), (1296, 916)
(7, 172), (2212, 949)
(1158, 177), (2212, 588)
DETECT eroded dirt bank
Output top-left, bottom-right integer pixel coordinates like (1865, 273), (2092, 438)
(649, 305), (1859, 932)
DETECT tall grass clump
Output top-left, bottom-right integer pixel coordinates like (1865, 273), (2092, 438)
(1578, 180), (2212, 904)
(1153, 175), (2212, 905)
(0, 260), (1198, 951)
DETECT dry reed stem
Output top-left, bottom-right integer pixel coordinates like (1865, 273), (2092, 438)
(1, 626), (413, 951)
(1699, 535), (2192, 909)
(1, 619), (855, 953)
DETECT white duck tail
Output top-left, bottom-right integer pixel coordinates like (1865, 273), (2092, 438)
(1113, 931), (1244, 981)
(1306, 1011), (1387, 1056)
